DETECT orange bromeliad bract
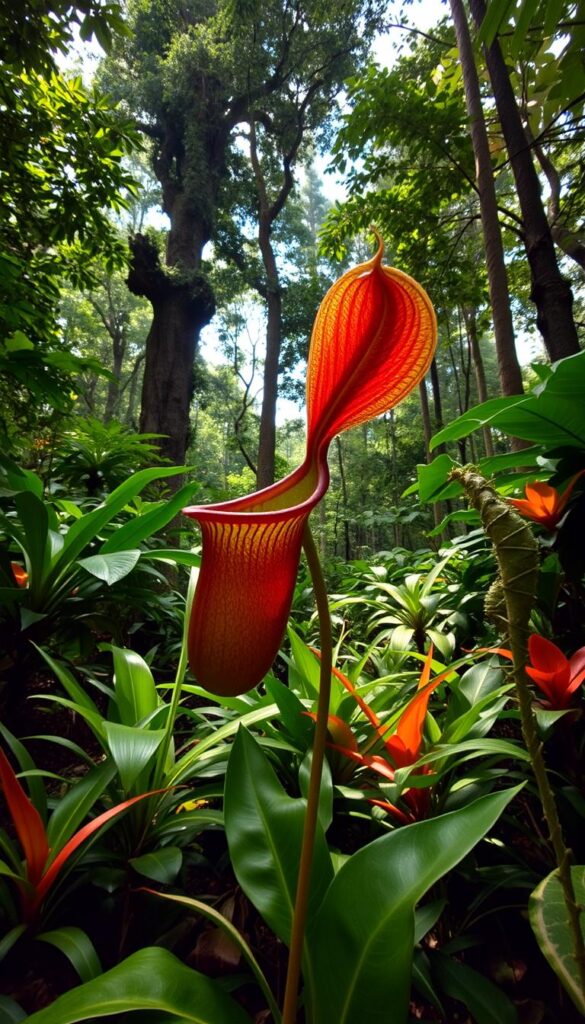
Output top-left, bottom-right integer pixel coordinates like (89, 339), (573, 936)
(183, 238), (437, 696)
(508, 471), (585, 532)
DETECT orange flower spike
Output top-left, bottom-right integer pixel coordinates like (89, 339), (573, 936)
(184, 238), (437, 696)
(509, 471), (585, 532)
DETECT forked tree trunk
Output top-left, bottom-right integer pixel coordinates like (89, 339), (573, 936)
(468, 0), (580, 361)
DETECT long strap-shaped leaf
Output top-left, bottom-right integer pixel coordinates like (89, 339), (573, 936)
(21, 947), (252, 1023)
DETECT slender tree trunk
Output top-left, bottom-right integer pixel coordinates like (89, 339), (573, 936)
(128, 233), (214, 470)
(449, 0), (524, 397)
(335, 436), (351, 561)
(104, 328), (124, 422)
(468, 0), (580, 361)
(256, 227), (283, 489)
(463, 305), (494, 456)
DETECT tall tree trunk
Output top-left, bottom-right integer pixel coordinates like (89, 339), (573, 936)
(468, 0), (580, 361)
(128, 233), (214, 469)
(463, 305), (494, 456)
(104, 327), (124, 422)
(255, 227), (283, 489)
(449, 0), (524, 397)
(335, 436), (351, 561)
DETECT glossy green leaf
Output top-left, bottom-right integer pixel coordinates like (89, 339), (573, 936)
(14, 491), (48, 582)
(77, 550), (140, 585)
(417, 453), (458, 501)
(224, 728), (333, 973)
(433, 353), (585, 451)
(34, 646), (101, 718)
(110, 646), (159, 726)
(23, 947), (253, 1023)
(99, 483), (200, 553)
(287, 628), (320, 699)
(37, 928), (101, 983)
(103, 722), (164, 792)
(433, 951), (518, 1023)
(307, 787), (521, 1024)
(170, 703), (279, 784)
(146, 890), (281, 1023)
(529, 865), (585, 1014)
(129, 847), (182, 883)
(46, 761), (117, 852)
(48, 467), (188, 586)
(265, 676), (313, 748)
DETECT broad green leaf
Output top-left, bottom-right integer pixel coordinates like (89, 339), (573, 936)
(140, 548), (202, 568)
(431, 395), (528, 450)
(110, 646), (159, 727)
(5, 331), (34, 352)
(265, 677), (313, 748)
(417, 453), (458, 501)
(224, 728), (333, 996)
(307, 787), (521, 1024)
(457, 659), (505, 707)
(146, 890), (281, 1023)
(477, 0), (514, 45)
(47, 762), (117, 852)
(433, 353), (585, 451)
(529, 865), (585, 1014)
(48, 467), (188, 587)
(14, 491), (48, 583)
(129, 847), (182, 883)
(103, 722), (164, 792)
(432, 951), (518, 1023)
(23, 947), (252, 1023)
(77, 551), (140, 585)
(170, 703), (279, 784)
(38, 928), (101, 983)
(287, 627), (320, 699)
(100, 483), (200, 553)
(0, 455), (43, 498)
(35, 646), (101, 717)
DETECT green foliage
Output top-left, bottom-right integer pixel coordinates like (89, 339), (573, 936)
(48, 418), (165, 495)
(0, 2), (141, 447)
(0, 460), (200, 674)
(529, 865), (585, 1014)
(23, 947), (253, 1023)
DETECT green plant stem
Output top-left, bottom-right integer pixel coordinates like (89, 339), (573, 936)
(281, 523), (332, 1024)
(155, 567), (198, 789)
(452, 467), (585, 995)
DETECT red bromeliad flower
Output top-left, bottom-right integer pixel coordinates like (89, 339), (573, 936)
(309, 648), (448, 823)
(525, 635), (585, 710)
(0, 749), (157, 922)
(184, 240), (437, 696)
(508, 471), (585, 532)
(488, 635), (585, 710)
